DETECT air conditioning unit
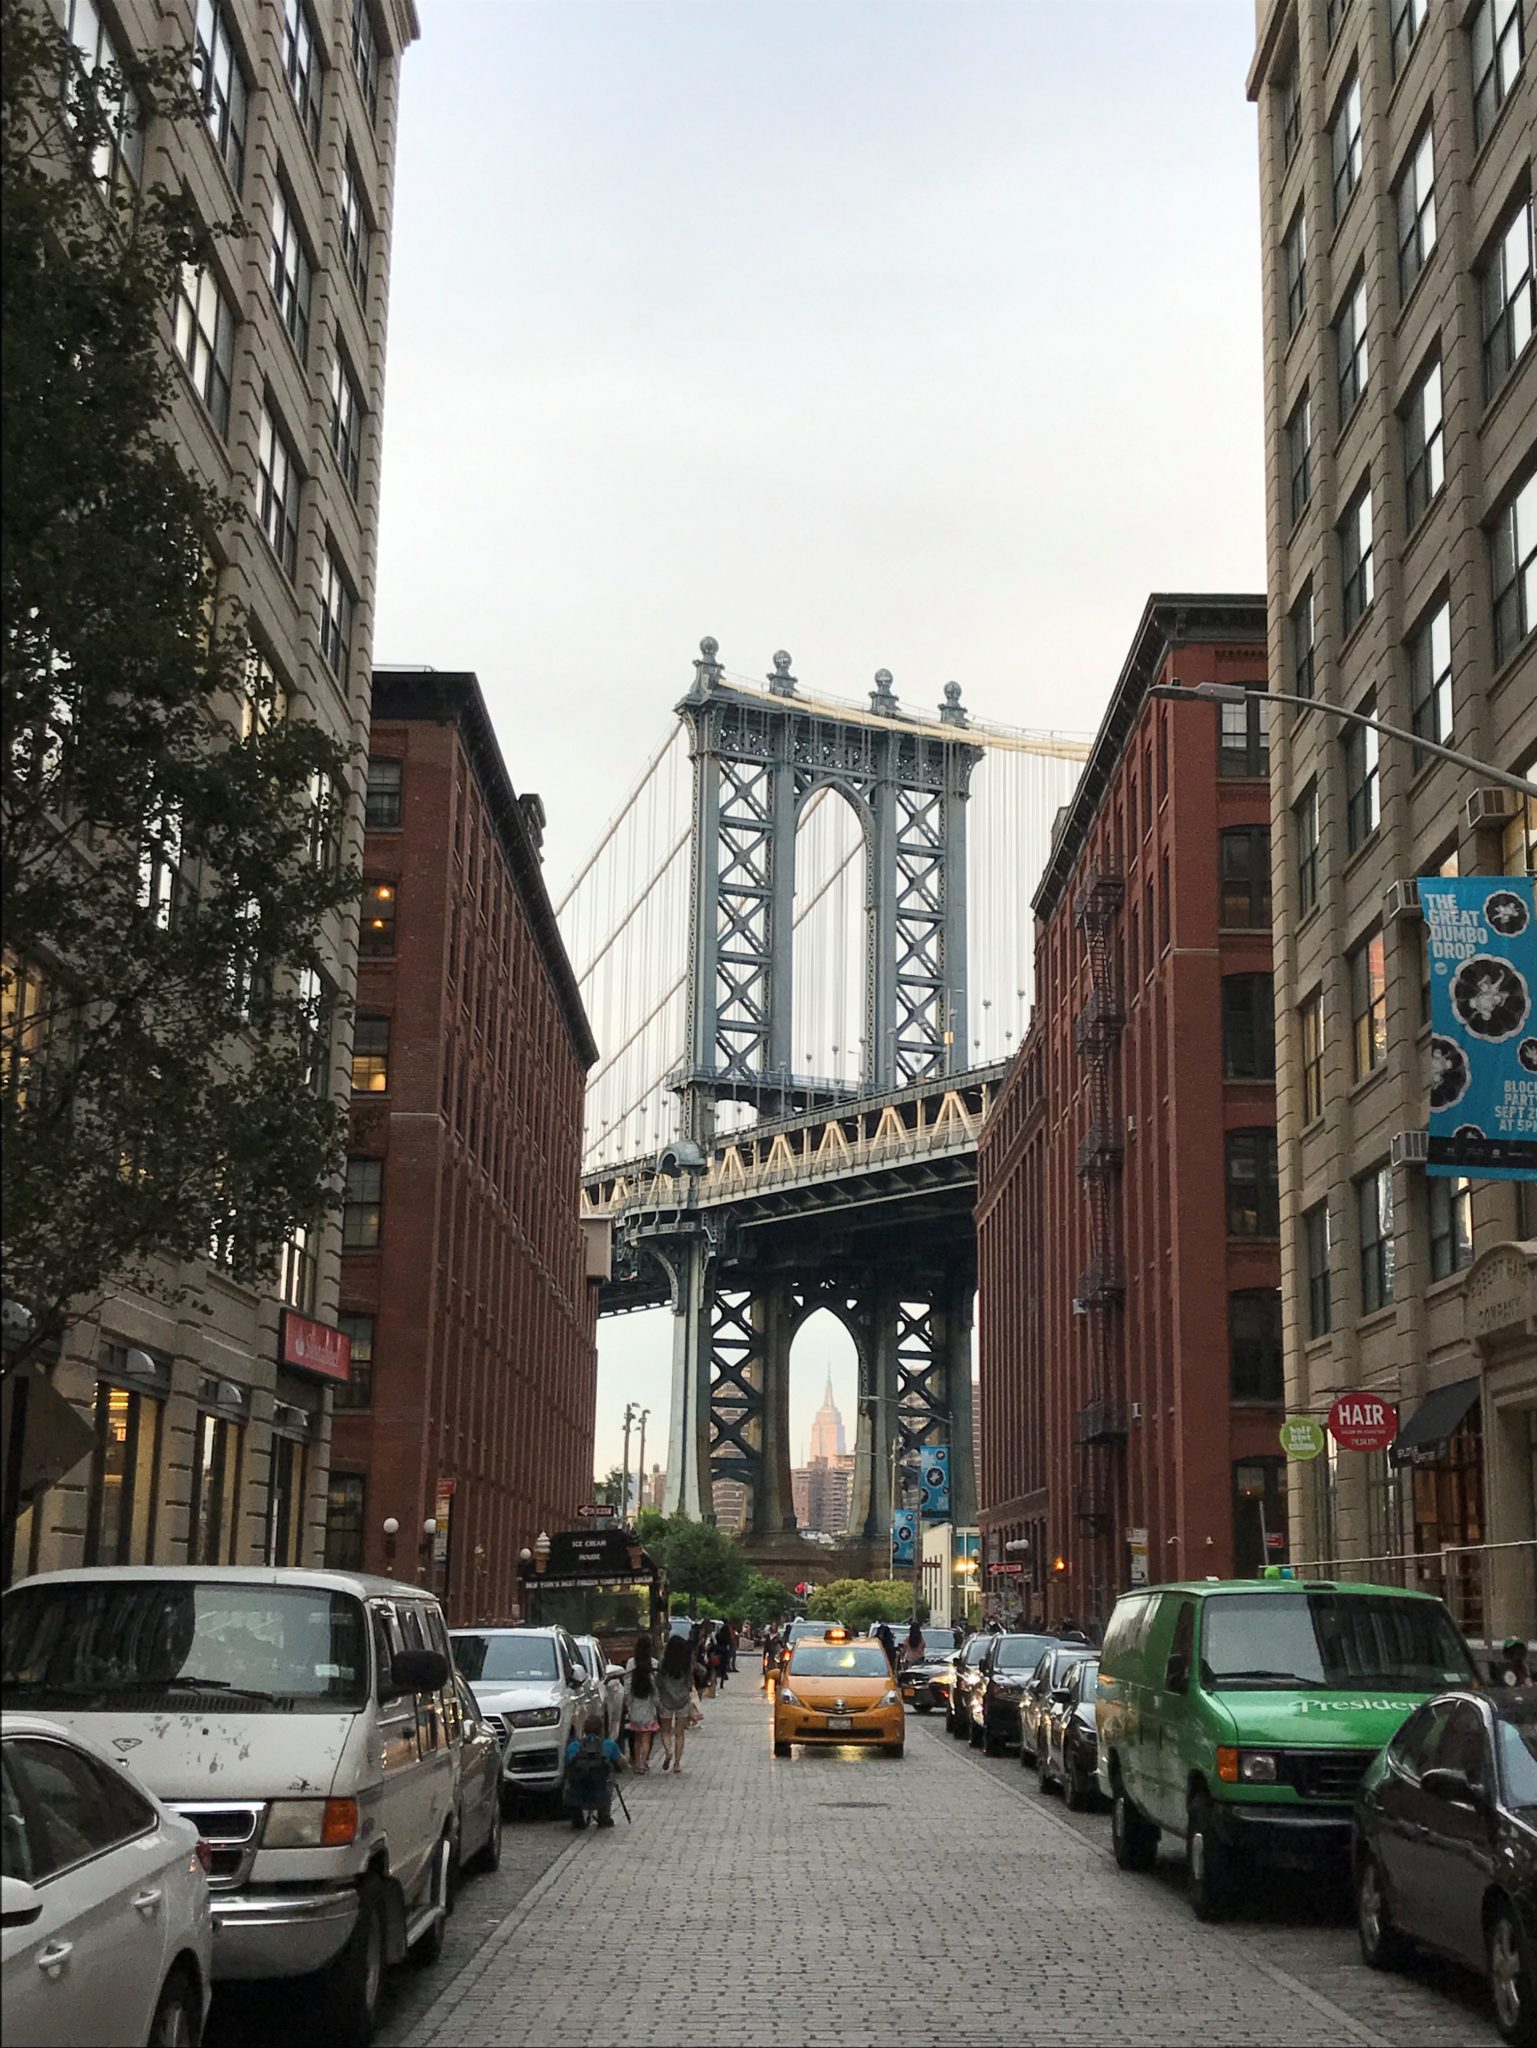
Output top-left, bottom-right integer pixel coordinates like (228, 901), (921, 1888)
(1467, 786), (1520, 829)
(1390, 1129), (1429, 1167)
(1383, 878), (1421, 921)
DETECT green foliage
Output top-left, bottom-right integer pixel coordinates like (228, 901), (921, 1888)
(1, 3), (358, 1345)
(592, 1466), (626, 1506)
(658, 1514), (748, 1610)
(805, 1578), (929, 1631)
(739, 1569), (795, 1628)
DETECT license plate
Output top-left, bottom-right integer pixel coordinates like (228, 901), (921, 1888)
(827, 1716), (853, 1731)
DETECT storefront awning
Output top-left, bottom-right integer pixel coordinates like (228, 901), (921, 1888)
(1390, 1377), (1480, 1468)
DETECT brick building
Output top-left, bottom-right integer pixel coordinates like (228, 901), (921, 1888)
(325, 671), (599, 1621)
(977, 595), (1277, 1631)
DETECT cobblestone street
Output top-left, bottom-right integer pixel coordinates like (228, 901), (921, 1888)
(329, 1686), (1503, 2048)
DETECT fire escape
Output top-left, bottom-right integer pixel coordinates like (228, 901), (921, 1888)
(1071, 864), (1126, 1551)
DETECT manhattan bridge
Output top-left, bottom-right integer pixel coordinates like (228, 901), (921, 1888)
(557, 639), (1088, 1562)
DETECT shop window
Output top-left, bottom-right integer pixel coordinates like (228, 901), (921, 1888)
(84, 1363), (166, 1566)
(266, 1431), (306, 1567)
(188, 1406), (244, 1564)
(1410, 1410), (1485, 1639)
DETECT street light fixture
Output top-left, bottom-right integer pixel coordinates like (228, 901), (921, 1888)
(1150, 681), (1537, 797)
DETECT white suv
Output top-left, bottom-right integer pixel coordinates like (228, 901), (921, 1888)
(449, 1628), (598, 1804)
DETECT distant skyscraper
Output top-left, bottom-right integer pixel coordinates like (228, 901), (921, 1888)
(809, 1376), (846, 1462)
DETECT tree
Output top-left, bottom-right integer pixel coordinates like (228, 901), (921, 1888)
(592, 1466), (626, 1507)
(1, 5), (358, 1355)
(739, 1568), (795, 1628)
(806, 1578), (929, 1631)
(648, 1513), (748, 1612)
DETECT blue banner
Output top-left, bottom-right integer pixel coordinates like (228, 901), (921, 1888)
(891, 1511), (917, 1565)
(919, 1445), (951, 1519)
(1421, 875), (1537, 1181)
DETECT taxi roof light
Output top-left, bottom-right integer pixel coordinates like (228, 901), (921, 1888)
(823, 1626), (850, 1642)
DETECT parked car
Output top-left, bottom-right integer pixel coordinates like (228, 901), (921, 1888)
(1096, 1577), (1479, 1922)
(2, 1712), (213, 2048)
(972, 1633), (1057, 1754)
(776, 1618), (837, 1681)
(573, 1636), (625, 1740)
(947, 1633), (994, 1737)
(1, 1565), (463, 2046)
(897, 1629), (958, 1714)
(1038, 1657), (1103, 1809)
(448, 1676), (503, 1884)
(1019, 1644), (1096, 1769)
(1355, 1688), (1536, 2046)
(450, 1626), (598, 1809)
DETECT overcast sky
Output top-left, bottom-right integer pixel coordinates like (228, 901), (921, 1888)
(373, 0), (1269, 1484)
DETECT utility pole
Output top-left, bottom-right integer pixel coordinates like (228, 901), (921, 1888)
(636, 1408), (650, 1514)
(620, 1402), (637, 1525)
(888, 1435), (899, 1578)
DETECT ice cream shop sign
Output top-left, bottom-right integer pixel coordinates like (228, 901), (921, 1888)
(1327, 1392), (1398, 1454)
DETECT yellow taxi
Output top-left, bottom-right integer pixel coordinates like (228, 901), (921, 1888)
(772, 1627), (904, 1758)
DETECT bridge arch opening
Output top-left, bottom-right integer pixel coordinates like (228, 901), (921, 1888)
(787, 1306), (861, 1547)
(791, 786), (867, 1096)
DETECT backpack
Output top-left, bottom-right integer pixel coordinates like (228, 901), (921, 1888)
(569, 1731), (611, 1781)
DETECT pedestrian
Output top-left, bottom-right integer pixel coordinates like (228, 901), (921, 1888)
(712, 1621), (733, 1691)
(1501, 1637), (1534, 1689)
(952, 1620), (965, 1651)
(874, 1619), (898, 1669)
(760, 1624), (780, 1689)
(656, 1632), (694, 1774)
(905, 1618), (924, 1667)
(623, 1635), (660, 1773)
(563, 1708), (624, 1830)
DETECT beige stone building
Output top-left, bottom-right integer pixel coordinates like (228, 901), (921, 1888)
(1248, 0), (1534, 1641)
(6, 0), (419, 1582)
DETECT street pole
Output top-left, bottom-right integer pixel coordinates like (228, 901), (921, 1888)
(620, 1403), (636, 1525)
(636, 1408), (650, 1516)
(888, 1435), (899, 1578)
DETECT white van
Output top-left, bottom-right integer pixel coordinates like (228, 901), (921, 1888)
(1, 1567), (462, 2046)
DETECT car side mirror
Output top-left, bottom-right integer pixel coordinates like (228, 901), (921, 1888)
(1051, 1685), (1073, 1703)
(0, 1876), (43, 1929)
(389, 1648), (449, 1697)
(1164, 1654), (1190, 1695)
(606, 1665), (625, 1682)
(1420, 1766), (1485, 1809)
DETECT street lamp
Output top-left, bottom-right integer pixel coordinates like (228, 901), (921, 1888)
(382, 1516), (399, 1573)
(1150, 681), (1537, 797)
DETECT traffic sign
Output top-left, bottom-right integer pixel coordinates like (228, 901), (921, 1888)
(989, 1562), (1024, 1576)
(1279, 1417), (1326, 1460)
(576, 1503), (617, 1518)
(1327, 1393), (1399, 1453)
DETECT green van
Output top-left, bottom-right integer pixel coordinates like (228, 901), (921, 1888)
(1095, 1578), (1479, 1920)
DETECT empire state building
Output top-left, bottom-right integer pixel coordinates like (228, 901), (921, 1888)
(809, 1377), (847, 1462)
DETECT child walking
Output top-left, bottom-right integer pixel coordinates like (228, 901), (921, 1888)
(623, 1635), (660, 1772)
(563, 1709), (624, 1830)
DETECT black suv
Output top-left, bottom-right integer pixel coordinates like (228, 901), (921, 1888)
(971, 1632), (1057, 1754)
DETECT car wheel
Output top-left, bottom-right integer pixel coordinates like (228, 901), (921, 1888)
(1488, 1896), (1537, 2046)
(1355, 1851), (1408, 1972)
(1038, 1752), (1057, 1794)
(318, 1873), (387, 2048)
(968, 1714), (983, 1749)
(469, 1794), (503, 1875)
(948, 1705), (966, 1739)
(410, 1836), (455, 1968)
(1064, 1753), (1090, 1811)
(1186, 1796), (1235, 1922)
(1111, 1784), (1158, 1873)
(773, 1739), (791, 1757)
(147, 1967), (202, 2048)
(883, 1743), (905, 1758)
(983, 1717), (1005, 1757)
(914, 1703), (933, 1715)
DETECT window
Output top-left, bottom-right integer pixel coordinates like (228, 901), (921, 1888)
(1504, 790), (1537, 875)
(1, 955), (53, 1109)
(1226, 1128), (1279, 1238)
(1481, 196), (1535, 403)
(1330, 76), (1362, 224)
(1283, 208), (1308, 336)
(1390, 0), (1427, 75)
(341, 158), (372, 299)
(1300, 988), (1325, 1122)
(1428, 1173), (1474, 1280)
(1229, 1290), (1284, 1403)
(1472, 0), (1526, 144)
(1287, 391), (1311, 523)
(194, 0), (248, 191)
(352, 1015), (390, 1094)
(172, 265), (234, 437)
(1345, 702), (1381, 849)
(1410, 600), (1453, 746)
(1295, 781), (1320, 914)
(330, 353), (364, 497)
(1222, 974), (1276, 1079)
(1326, 0), (1350, 41)
(1340, 480), (1374, 633)
(1358, 1165), (1396, 1313)
(1220, 694), (1269, 778)
(283, 0), (323, 150)
(270, 183), (313, 361)
(325, 1471), (366, 1570)
(59, 0), (144, 193)
(281, 1223), (317, 1313)
(1394, 128), (1436, 300)
(1303, 1202), (1333, 1337)
(83, 1371), (164, 1566)
(307, 768), (342, 871)
(351, 0), (380, 122)
(239, 649), (289, 739)
(1336, 277), (1369, 418)
(266, 1431), (305, 1567)
(365, 758), (401, 829)
(298, 965), (333, 1093)
(1281, 60), (1302, 164)
(1291, 583), (1316, 699)
(1492, 473), (1537, 665)
(5, 1736), (156, 1876)
(1403, 358), (1444, 528)
(137, 806), (182, 929)
(1219, 826), (1272, 929)
(343, 1156), (382, 1249)
(360, 881), (395, 957)
(257, 406), (300, 578)
(188, 1408), (243, 1565)
(1349, 928), (1388, 1078)
(334, 1313), (373, 1410)
(320, 548), (354, 683)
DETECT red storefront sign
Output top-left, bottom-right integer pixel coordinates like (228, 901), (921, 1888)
(280, 1310), (352, 1383)
(1327, 1392), (1398, 1453)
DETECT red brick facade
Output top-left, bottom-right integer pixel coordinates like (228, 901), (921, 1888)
(977, 596), (1280, 1632)
(327, 673), (598, 1622)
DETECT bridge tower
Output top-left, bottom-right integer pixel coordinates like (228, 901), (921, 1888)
(658, 640), (984, 1547)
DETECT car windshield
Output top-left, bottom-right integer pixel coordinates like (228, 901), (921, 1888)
(1199, 1593), (1476, 1691)
(1074, 1661), (1100, 1698)
(790, 1644), (890, 1677)
(1, 1581), (368, 1710)
(994, 1634), (1054, 1670)
(1051, 1649), (1091, 1684)
(1495, 1707), (1537, 1811)
(452, 1634), (557, 1684)
(919, 1630), (953, 1655)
